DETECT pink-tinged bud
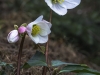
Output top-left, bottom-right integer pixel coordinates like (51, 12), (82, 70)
(7, 30), (19, 43)
(18, 26), (26, 34)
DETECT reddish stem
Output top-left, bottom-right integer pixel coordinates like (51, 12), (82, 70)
(42, 9), (52, 75)
(16, 33), (26, 75)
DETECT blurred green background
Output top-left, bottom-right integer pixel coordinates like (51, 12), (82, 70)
(0, 0), (100, 65)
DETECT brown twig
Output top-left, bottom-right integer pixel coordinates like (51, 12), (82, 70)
(16, 33), (26, 75)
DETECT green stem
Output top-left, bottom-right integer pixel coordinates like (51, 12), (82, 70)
(16, 33), (26, 75)
(42, 9), (52, 75)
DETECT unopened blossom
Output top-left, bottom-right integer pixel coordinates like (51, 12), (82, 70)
(45, 0), (81, 15)
(26, 15), (51, 44)
(18, 26), (26, 34)
(7, 30), (19, 43)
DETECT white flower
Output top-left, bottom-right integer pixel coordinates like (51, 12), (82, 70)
(7, 30), (19, 43)
(45, 0), (81, 15)
(26, 15), (51, 44)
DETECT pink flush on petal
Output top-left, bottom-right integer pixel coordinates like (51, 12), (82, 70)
(7, 30), (19, 43)
(18, 26), (26, 34)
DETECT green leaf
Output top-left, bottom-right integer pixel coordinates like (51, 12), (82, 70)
(59, 65), (88, 73)
(51, 60), (71, 67)
(0, 71), (6, 75)
(84, 68), (100, 75)
(0, 61), (14, 72)
(76, 73), (95, 75)
(59, 65), (100, 75)
(5, 64), (14, 71)
(51, 60), (86, 67)
(39, 46), (45, 54)
(22, 63), (31, 69)
(23, 51), (47, 69)
(0, 61), (6, 66)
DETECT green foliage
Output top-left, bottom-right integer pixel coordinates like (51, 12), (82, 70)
(59, 65), (100, 75)
(51, 60), (77, 67)
(51, 60), (69, 67)
(76, 73), (95, 75)
(0, 71), (6, 75)
(22, 51), (100, 75)
(0, 61), (14, 75)
(0, 51), (100, 75)
(39, 46), (45, 54)
(23, 51), (47, 69)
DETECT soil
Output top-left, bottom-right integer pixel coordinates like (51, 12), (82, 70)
(0, 34), (100, 75)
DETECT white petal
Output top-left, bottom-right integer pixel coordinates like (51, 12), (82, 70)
(26, 15), (43, 32)
(38, 35), (48, 43)
(7, 30), (18, 39)
(37, 22), (51, 36)
(34, 15), (43, 23)
(43, 20), (52, 28)
(40, 28), (51, 36)
(45, 0), (52, 7)
(7, 30), (19, 43)
(51, 4), (67, 15)
(27, 32), (39, 44)
(9, 36), (19, 43)
(39, 29), (49, 36)
(61, 0), (81, 9)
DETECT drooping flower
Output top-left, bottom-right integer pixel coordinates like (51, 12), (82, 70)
(18, 26), (26, 34)
(45, 0), (81, 15)
(26, 15), (51, 44)
(7, 30), (19, 43)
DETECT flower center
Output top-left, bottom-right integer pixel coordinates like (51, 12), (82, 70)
(52, 0), (64, 4)
(31, 25), (40, 36)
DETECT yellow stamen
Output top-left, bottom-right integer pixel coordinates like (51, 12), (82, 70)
(31, 25), (40, 36)
(52, 0), (64, 4)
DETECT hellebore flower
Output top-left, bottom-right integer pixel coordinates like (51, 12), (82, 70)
(18, 26), (26, 34)
(7, 30), (19, 43)
(26, 15), (51, 44)
(45, 0), (81, 15)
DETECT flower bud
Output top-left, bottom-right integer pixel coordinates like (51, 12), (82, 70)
(14, 25), (18, 29)
(18, 26), (26, 34)
(7, 30), (19, 43)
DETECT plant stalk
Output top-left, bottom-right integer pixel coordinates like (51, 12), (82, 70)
(16, 33), (26, 75)
(42, 9), (52, 75)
